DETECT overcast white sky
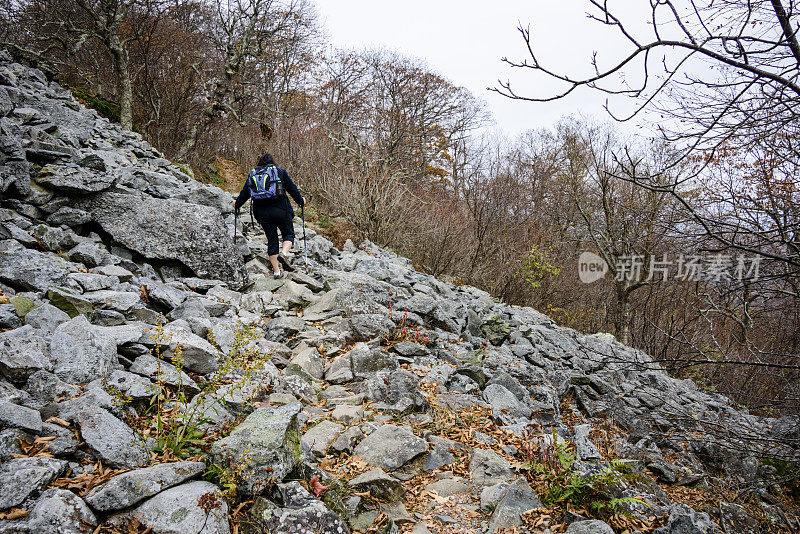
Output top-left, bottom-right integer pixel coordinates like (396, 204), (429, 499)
(313, 0), (653, 138)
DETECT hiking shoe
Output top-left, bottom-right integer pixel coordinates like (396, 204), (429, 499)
(273, 270), (284, 279)
(278, 252), (294, 272)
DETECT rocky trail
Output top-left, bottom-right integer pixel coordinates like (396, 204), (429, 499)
(0, 50), (799, 534)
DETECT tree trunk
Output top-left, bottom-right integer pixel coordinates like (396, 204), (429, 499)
(109, 34), (133, 130)
(614, 285), (632, 346)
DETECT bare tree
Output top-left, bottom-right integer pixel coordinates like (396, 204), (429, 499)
(175, 0), (309, 161)
(8, 0), (168, 130)
(496, 0), (800, 410)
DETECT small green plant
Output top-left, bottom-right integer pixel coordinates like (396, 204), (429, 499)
(205, 455), (254, 501)
(761, 457), (800, 501)
(516, 246), (561, 289)
(140, 318), (273, 460)
(527, 431), (646, 520)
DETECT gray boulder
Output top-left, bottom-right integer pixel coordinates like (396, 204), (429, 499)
(25, 370), (81, 405)
(68, 241), (108, 268)
(0, 304), (21, 330)
(302, 420), (344, 457)
(35, 164), (116, 194)
(486, 371), (529, 403)
(0, 456), (68, 509)
(483, 383), (532, 425)
(265, 315), (306, 342)
(0, 401), (42, 433)
(85, 461), (206, 512)
(290, 346), (325, 380)
(0, 248), (72, 291)
(76, 408), (150, 469)
(139, 323), (219, 374)
(425, 478), (470, 497)
(210, 402), (302, 496)
(129, 354), (199, 393)
(353, 424), (428, 472)
(350, 313), (394, 341)
(74, 192), (246, 287)
(69, 272), (118, 292)
(350, 343), (398, 378)
(247, 482), (348, 534)
(26, 488), (97, 533)
(365, 369), (428, 412)
(47, 287), (93, 318)
(83, 290), (141, 314)
(330, 426), (364, 454)
(324, 353), (353, 384)
(349, 468), (405, 501)
(482, 315), (511, 346)
(304, 286), (387, 318)
(654, 504), (720, 534)
(469, 449), (514, 487)
(57, 386), (116, 422)
(102, 370), (158, 401)
(148, 283), (188, 310)
(0, 325), (51, 382)
(574, 424), (602, 461)
(486, 477), (543, 533)
(24, 303), (70, 333)
(132, 481), (230, 534)
(51, 315), (118, 385)
(46, 206), (91, 226)
(566, 520), (616, 534)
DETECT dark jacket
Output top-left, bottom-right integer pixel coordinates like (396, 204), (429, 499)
(234, 165), (304, 218)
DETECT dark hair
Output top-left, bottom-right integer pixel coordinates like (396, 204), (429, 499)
(256, 153), (275, 167)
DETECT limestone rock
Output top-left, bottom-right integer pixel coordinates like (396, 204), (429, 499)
(353, 424), (428, 472)
(77, 408), (150, 469)
(35, 164), (116, 194)
(132, 481), (230, 534)
(246, 482), (348, 534)
(74, 192), (246, 288)
(0, 248), (72, 292)
(483, 383), (531, 425)
(27, 488), (97, 533)
(566, 520), (616, 534)
(469, 449), (514, 487)
(486, 477), (543, 533)
(350, 468), (405, 501)
(85, 461), (205, 512)
(0, 325), (51, 382)
(129, 354), (199, 393)
(302, 420), (344, 457)
(47, 287), (93, 318)
(210, 402), (302, 496)
(0, 401), (42, 433)
(139, 323), (219, 374)
(51, 315), (118, 385)
(24, 303), (70, 333)
(0, 456), (68, 509)
(350, 343), (398, 378)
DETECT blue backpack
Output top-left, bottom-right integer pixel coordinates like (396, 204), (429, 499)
(248, 165), (284, 202)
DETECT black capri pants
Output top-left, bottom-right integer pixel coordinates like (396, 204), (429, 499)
(254, 203), (295, 256)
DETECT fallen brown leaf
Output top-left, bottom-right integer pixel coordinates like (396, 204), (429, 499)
(0, 508), (28, 520)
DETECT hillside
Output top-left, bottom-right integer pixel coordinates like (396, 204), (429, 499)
(0, 50), (798, 534)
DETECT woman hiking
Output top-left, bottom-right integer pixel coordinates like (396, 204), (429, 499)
(234, 153), (305, 278)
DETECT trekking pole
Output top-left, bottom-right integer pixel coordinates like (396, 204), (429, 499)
(233, 194), (239, 242)
(302, 204), (308, 273)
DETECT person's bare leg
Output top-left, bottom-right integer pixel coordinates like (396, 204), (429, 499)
(269, 255), (280, 274)
(281, 240), (292, 254)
